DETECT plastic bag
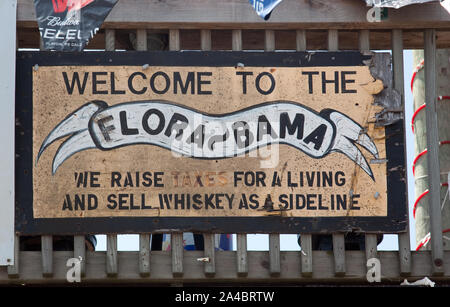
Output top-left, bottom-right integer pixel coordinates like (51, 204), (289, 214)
(364, 0), (436, 9)
(248, 0), (283, 20)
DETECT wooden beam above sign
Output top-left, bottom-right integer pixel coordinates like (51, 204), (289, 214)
(16, 28), (450, 51)
(16, 0), (450, 30)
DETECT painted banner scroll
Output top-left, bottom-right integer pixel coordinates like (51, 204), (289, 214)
(15, 51), (407, 234)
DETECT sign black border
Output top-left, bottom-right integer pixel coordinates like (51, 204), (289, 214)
(15, 51), (408, 235)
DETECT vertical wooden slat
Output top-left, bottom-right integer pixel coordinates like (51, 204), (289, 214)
(332, 234), (346, 276)
(199, 29), (216, 277)
(105, 29), (115, 51)
(232, 30), (248, 278)
(203, 234), (216, 277)
(392, 29), (412, 276)
(168, 30), (184, 279)
(171, 233), (184, 277)
(265, 29), (280, 277)
(104, 29), (118, 278)
(200, 29), (212, 51)
(106, 234), (118, 277)
(74, 236), (86, 277)
(7, 235), (19, 278)
(296, 30), (307, 51)
(300, 235), (313, 277)
(136, 29), (147, 51)
(39, 37), (54, 278)
(359, 29), (379, 264)
(296, 28), (313, 278)
(139, 234), (150, 277)
(365, 235), (378, 261)
(236, 234), (248, 277)
(328, 28), (345, 276)
(41, 236), (53, 277)
(424, 29), (444, 276)
(327, 29), (339, 51)
(232, 29), (242, 51)
(269, 234), (281, 276)
(265, 30), (275, 51)
(232, 29), (248, 278)
(134, 29), (151, 277)
(169, 29), (180, 51)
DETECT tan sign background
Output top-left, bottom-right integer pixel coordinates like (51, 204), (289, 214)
(33, 65), (386, 218)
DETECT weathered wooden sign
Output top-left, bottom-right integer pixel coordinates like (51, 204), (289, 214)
(15, 51), (407, 234)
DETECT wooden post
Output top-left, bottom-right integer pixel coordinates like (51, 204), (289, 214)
(171, 232), (184, 277)
(139, 234), (150, 277)
(168, 30), (184, 279)
(41, 236), (53, 277)
(300, 235), (313, 277)
(328, 29), (346, 277)
(424, 29), (444, 275)
(264, 29), (281, 277)
(392, 29), (412, 276)
(7, 235), (20, 278)
(74, 236), (86, 277)
(134, 28), (151, 278)
(296, 28), (313, 278)
(232, 29), (248, 278)
(359, 29), (379, 266)
(104, 29), (118, 278)
(106, 234), (118, 277)
(199, 29), (217, 277)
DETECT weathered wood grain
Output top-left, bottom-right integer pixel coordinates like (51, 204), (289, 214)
(1, 251), (450, 284)
(424, 29), (445, 276)
(16, 0), (450, 30)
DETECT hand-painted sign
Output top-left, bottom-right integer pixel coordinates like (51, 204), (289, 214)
(38, 101), (379, 179)
(15, 51), (407, 234)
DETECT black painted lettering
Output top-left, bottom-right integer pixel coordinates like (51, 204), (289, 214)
(351, 194), (360, 210)
(154, 172), (164, 187)
(302, 71), (319, 94)
(174, 72), (195, 94)
(62, 194), (72, 210)
(280, 113), (305, 139)
(232, 121), (253, 149)
(341, 71), (357, 94)
(187, 124), (205, 149)
(96, 115), (115, 142)
(164, 113), (188, 139)
(128, 72), (147, 95)
(335, 171), (346, 186)
(257, 115), (278, 141)
(107, 194), (117, 209)
(111, 72), (126, 94)
(150, 71), (170, 94)
(321, 71), (339, 94)
(255, 72), (275, 95)
(303, 124), (327, 150)
(197, 72), (212, 95)
(120, 111), (139, 135)
(90, 172), (100, 188)
(236, 71), (253, 94)
(142, 108), (165, 135)
(92, 72), (108, 95)
(111, 172), (121, 187)
(62, 72), (89, 95)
